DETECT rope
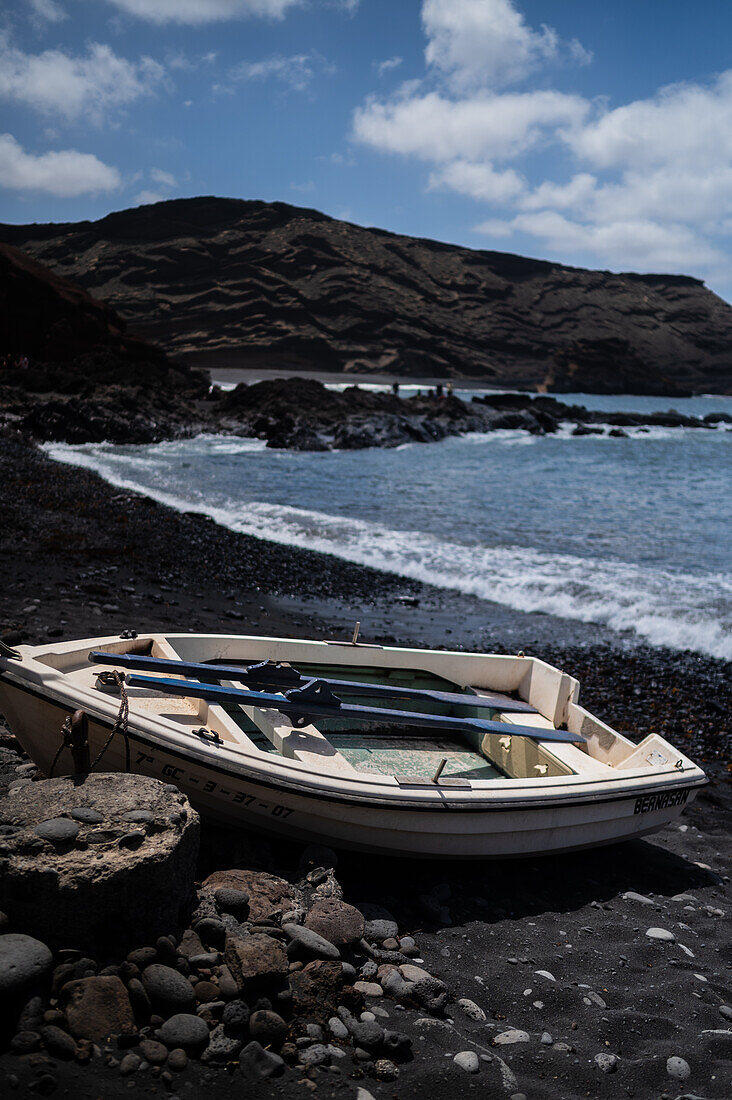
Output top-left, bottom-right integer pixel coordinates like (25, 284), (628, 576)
(49, 715), (73, 778)
(89, 671), (130, 773)
(50, 672), (131, 777)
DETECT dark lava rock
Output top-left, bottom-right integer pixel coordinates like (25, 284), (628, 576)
(157, 1012), (210, 1051)
(224, 933), (289, 993)
(249, 1009), (288, 1050)
(194, 917), (226, 949)
(413, 976), (449, 1014)
(239, 1039), (285, 1079)
(349, 1018), (384, 1051)
(204, 869), (300, 923)
(222, 999), (250, 1038)
(127, 977), (151, 1022)
(139, 1038), (168, 1064)
(304, 899), (365, 947)
(60, 975), (136, 1041)
(141, 964), (196, 1012)
(0, 933), (53, 996)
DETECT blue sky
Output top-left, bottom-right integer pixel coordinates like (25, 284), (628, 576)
(1, 0), (731, 301)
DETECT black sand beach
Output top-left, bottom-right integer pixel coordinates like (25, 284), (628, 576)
(1, 432), (730, 1100)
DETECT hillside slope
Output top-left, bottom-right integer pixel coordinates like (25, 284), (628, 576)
(2, 197), (731, 394)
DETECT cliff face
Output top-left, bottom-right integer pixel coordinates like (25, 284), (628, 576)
(2, 196), (731, 395)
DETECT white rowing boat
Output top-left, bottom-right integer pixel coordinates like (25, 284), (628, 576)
(0, 632), (706, 858)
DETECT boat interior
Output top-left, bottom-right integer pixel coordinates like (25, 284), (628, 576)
(29, 633), (680, 785)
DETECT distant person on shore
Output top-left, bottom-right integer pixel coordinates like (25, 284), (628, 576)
(436, 382), (444, 399)
(392, 381), (400, 396)
(446, 381), (454, 398)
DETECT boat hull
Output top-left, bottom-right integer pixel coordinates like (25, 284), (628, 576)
(0, 680), (702, 859)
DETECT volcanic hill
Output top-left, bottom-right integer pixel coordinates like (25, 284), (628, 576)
(2, 196), (731, 395)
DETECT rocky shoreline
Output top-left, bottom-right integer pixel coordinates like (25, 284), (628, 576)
(0, 429), (730, 1098)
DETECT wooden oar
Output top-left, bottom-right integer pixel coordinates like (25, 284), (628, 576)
(123, 672), (584, 744)
(89, 651), (537, 714)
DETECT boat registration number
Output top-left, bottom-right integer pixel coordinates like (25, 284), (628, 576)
(634, 788), (689, 814)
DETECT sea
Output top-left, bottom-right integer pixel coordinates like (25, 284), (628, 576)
(45, 387), (732, 661)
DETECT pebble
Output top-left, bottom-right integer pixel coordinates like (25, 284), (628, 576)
(119, 1052), (141, 1076)
(349, 1019), (384, 1050)
(299, 1043), (330, 1066)
(356, 1090), (377, 1100)
(10, 1030), (41, 1054)
(201, 1023), (243, 1063)
(248, 1009), (287, 1050)
(41, 1024), (77, 1059)
(719, 1005), (732, 1020)
(622, 891), (655, 905)
(594, 1052), (619, 1073)
(34, 818), (80, 843)
(413, 975), (448, 1013)
(646, 927), (675, 942)
(239, 1039), (285, 1078)
(167, 1048), (188, 1071)
(453, 1050), (480, 1073)
(222, 999), (250, 1036)
(0, 934), (53, 994)
(142, 964), (196, 1010)
(282, 922), (340, 960)
(214, 888), (250, 917)
(355, 981), (383, 996)
(494, 1029), (530, 1045)
(71, 807), (104, 824)
(457, 997), (486, 1021)
(157, 1013), (210, 1050)
(666, 1055), (691, 1080)
(374, 1057), (399, 1081)
(364, 918), (399, 942)
(139, 1038), (168, 1064)
(328, 1015), (349, 1039)
(123, 810), (155, 825)
(534, 969), (556, 982)
(541, 1032), (553, 1045)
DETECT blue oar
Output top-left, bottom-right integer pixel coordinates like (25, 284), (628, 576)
(124, 672), (584, 744)
(89, 651), (538, 714)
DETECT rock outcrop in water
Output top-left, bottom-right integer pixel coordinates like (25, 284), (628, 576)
(2, 197), (731, 396)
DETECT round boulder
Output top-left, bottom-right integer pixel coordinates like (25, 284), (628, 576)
(304, 898), (365, 947)
(0, 774), (199, 951)
(0, 934), (53, 997)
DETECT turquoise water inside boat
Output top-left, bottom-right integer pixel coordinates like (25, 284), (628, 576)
(218, 662), (506, 778)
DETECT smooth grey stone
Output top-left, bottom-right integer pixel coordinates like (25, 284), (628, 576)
(119, 1052), (141, 1076)
(283, 922), (340, 960)
(646, 927), (675, 942)
(214, 888), (250, 917)
(719, 1005), (732, 1020)
(71, 808), (104, 824)
(454, 1050), (480, 1073)
(494, 1029), (530, 1045)
(10, 1030), (41, 1054)
(328, 1016), (349, 1039)
(239, 1040), (285, 1078)
(142, 964), (196, 1010)
(622, 891), (655, 905)
(0, 934), (53, 994)
(666, 1055), (691, 1080)
(34, 818), (79, 843)
(541, 1032), (553, 1045)
(157, 1013), (210, 1050)
(41, 1025), (77, 1059)
(123, 810), (155, 825)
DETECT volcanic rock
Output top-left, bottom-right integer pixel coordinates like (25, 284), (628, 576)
(60, 975), (136, 1041)
(3, 197), (731, 395)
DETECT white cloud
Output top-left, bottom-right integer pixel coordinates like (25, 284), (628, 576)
(150, 167), (176, 187)
(135, 189), (167, 205)
(0, 133), (120, 196)
(422, 0), (589, 91)
(375, 56), (403, 77)
(0, 36), (165, 124)
(429, 159), (525, 202)
(225, 52), (330, 92)
(29, 0), (67, 24)
(354, 89), (587, 163)
(352, 3), (732, 281)
(101, 0), (302, 24)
